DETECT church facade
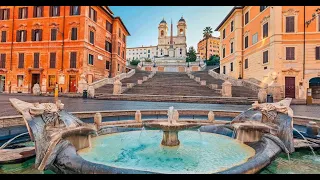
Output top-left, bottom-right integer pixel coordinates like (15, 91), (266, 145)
(126, 17), (187, 62)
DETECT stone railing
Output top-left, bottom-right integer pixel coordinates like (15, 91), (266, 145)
(89, 69), (136, 90)
(208, 70), (261, 93)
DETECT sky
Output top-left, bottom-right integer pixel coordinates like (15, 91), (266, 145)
(109, 6), (233, 49)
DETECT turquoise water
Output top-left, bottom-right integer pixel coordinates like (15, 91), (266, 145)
(78, 130), (255, 174)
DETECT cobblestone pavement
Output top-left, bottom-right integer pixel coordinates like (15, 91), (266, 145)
(0, 94), (319, 119)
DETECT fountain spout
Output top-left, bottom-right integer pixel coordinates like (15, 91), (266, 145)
(167, 106), (174, 124)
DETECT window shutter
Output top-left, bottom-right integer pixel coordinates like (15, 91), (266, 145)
(88, 7), (91, 18)
(19, 53), (24, 68)
(39, 29), (42, 41)
(40, 6), (43, 17)
(23, 30), (27, 42)
(19, 8), (22, 19)
(16, 30), (20, 42)
(0, 10), (3, 20)
(34, 53), (39, 68)
(7, 9), (10, 19)
(290, 16), (294, 32)
(25, 7), (28, 19)
(57, 6), (60, 16)
(316, 47), (320, 60)
(94, 10), (97, 22)
(0, 54), (5, 68)
(1, 31), (6, 42)
(31, 30), (34, 41)
(50, 52), (56, 68)
(292, 47), (295, 60)
(33, 6), (36, 17)
(49, 6), (52, 17)
(69, 6), (73, 15)
(78, 6), (81, 15)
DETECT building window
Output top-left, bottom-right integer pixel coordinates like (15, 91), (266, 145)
(16, 30), (27, 42)
(0, 9), (10, 20)
(123, 34), (126, 43)
(160, 49), (163, 55)
(50, 52), (56, 68)
(118, 64), (120, 72)
(230, 62), (233, 72)
(260, 6), (268, 12)
(119, 28), (121, 38)
(17, 75), (24, 87)
(180, 48), (182, 55)
(244, 59), (248, 69)
(222, 48), (225, 58)
(316, 47), (320, 60)
(0, 54), (6, 68)
(105, 41), (112, 53)
(263, 22), (268, 38)
(245, 12), (249, 25)
(223, 29), (225, 39)
(89, 7), (97, 22)
(223, 66), (226, 74)
(88, 54), (94, 65)
(118, 43), (121, 56)
(148, 54), (150, 58)
(33, 6), (43, 18)
(33, 53), (40, 68)
(51, 29), (57, 41)
(263, 50), (268, 64)
(285, 16), (295, 33)
(1, 31), (6, 42)
(106, 61), (110, 70)
(71, 27), (77, 40)
(70, 52), (77, 68)
(244, 36), (249, 49)
(31, 29), (42, 41)
(319, 16), (320, 32)
(252, 33), (258, 45)
(286, 47), (295, 60)
(18, 7), (28, 19)
(89, 31), (94, 44)
(230, 42), (234, 54)
(230, 21), (234, 32)
(50, 6), (60, 17)
(48, 75), (56, 88)
(106, 21), (112, 32)
(18, 53), (24, 68)
(148, 50), (150, 53)
(70, 6), (80, 15)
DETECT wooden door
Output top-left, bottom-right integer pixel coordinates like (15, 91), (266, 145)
(285, 77), (295, 98)
(69, 75), (77, 92)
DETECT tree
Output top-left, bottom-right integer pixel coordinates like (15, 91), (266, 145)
(207, 55), (220, 66)
(203, 26), (213, 60)
(186, 46), (197, 62)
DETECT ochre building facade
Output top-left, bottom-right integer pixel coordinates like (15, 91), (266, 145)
(0, 6), (129, 93)
(216, 6), (320, 100)
(197, 36), (220, 60)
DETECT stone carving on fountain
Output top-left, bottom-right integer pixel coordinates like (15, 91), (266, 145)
(9, 98), (96, 172)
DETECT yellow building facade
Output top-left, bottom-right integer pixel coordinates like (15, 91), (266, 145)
(197, 36), (220, 60)
(216, 6), (320, 100)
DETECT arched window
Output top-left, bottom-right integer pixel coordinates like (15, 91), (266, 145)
(161, 30), (164, 36)
(160, 49), (163, 55)
(180, 29), (184, 35)
(180, 48), (182, 55)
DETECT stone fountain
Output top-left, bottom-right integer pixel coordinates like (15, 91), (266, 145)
(144, 106), (200, 146)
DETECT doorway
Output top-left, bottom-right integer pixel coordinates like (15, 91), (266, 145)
(69, 75), (77, 92)
(0, 75), (5, 93)
(31, 74), (40, 93)
(309, 77), (320, 99)
(285, 77), (295, 98)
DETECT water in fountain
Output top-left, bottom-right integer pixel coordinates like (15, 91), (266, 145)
(232, 128), (237, 139)
(0, 132), (29, 149)
(139, 127), (146, 143)
(293, 128), (316, 157)
(197, 129), (203, 144)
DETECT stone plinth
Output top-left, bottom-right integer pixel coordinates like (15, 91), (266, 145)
(32, 83), (41, 95)
(267, 83), (282, 101)
(209, 84), (218, 89)
(137, 80), (143, 84)
(162, 131), (180, 146)
(113, 79), (122, 95)
(190, 75), (194, 79)
(135, 110), (142, 123)
(94, 112), (102, 129)
(88, 86), (95, 98)
(200, 80), (206, 86)
(77, 74), (88, 93)
(195, 77), (200, 82)
(143, 76), (148, 81)
(222, 81), (232, 97)
(258, 88), (267, 103)
(208, 111), (215, 122)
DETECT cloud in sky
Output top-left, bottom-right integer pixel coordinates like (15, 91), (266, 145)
(110, 6), (233, 51)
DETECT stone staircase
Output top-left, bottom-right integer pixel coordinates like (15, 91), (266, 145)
(124, 72), (221, 96)
(191, 71), (258, 98)
(95, 70), (151, 95)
